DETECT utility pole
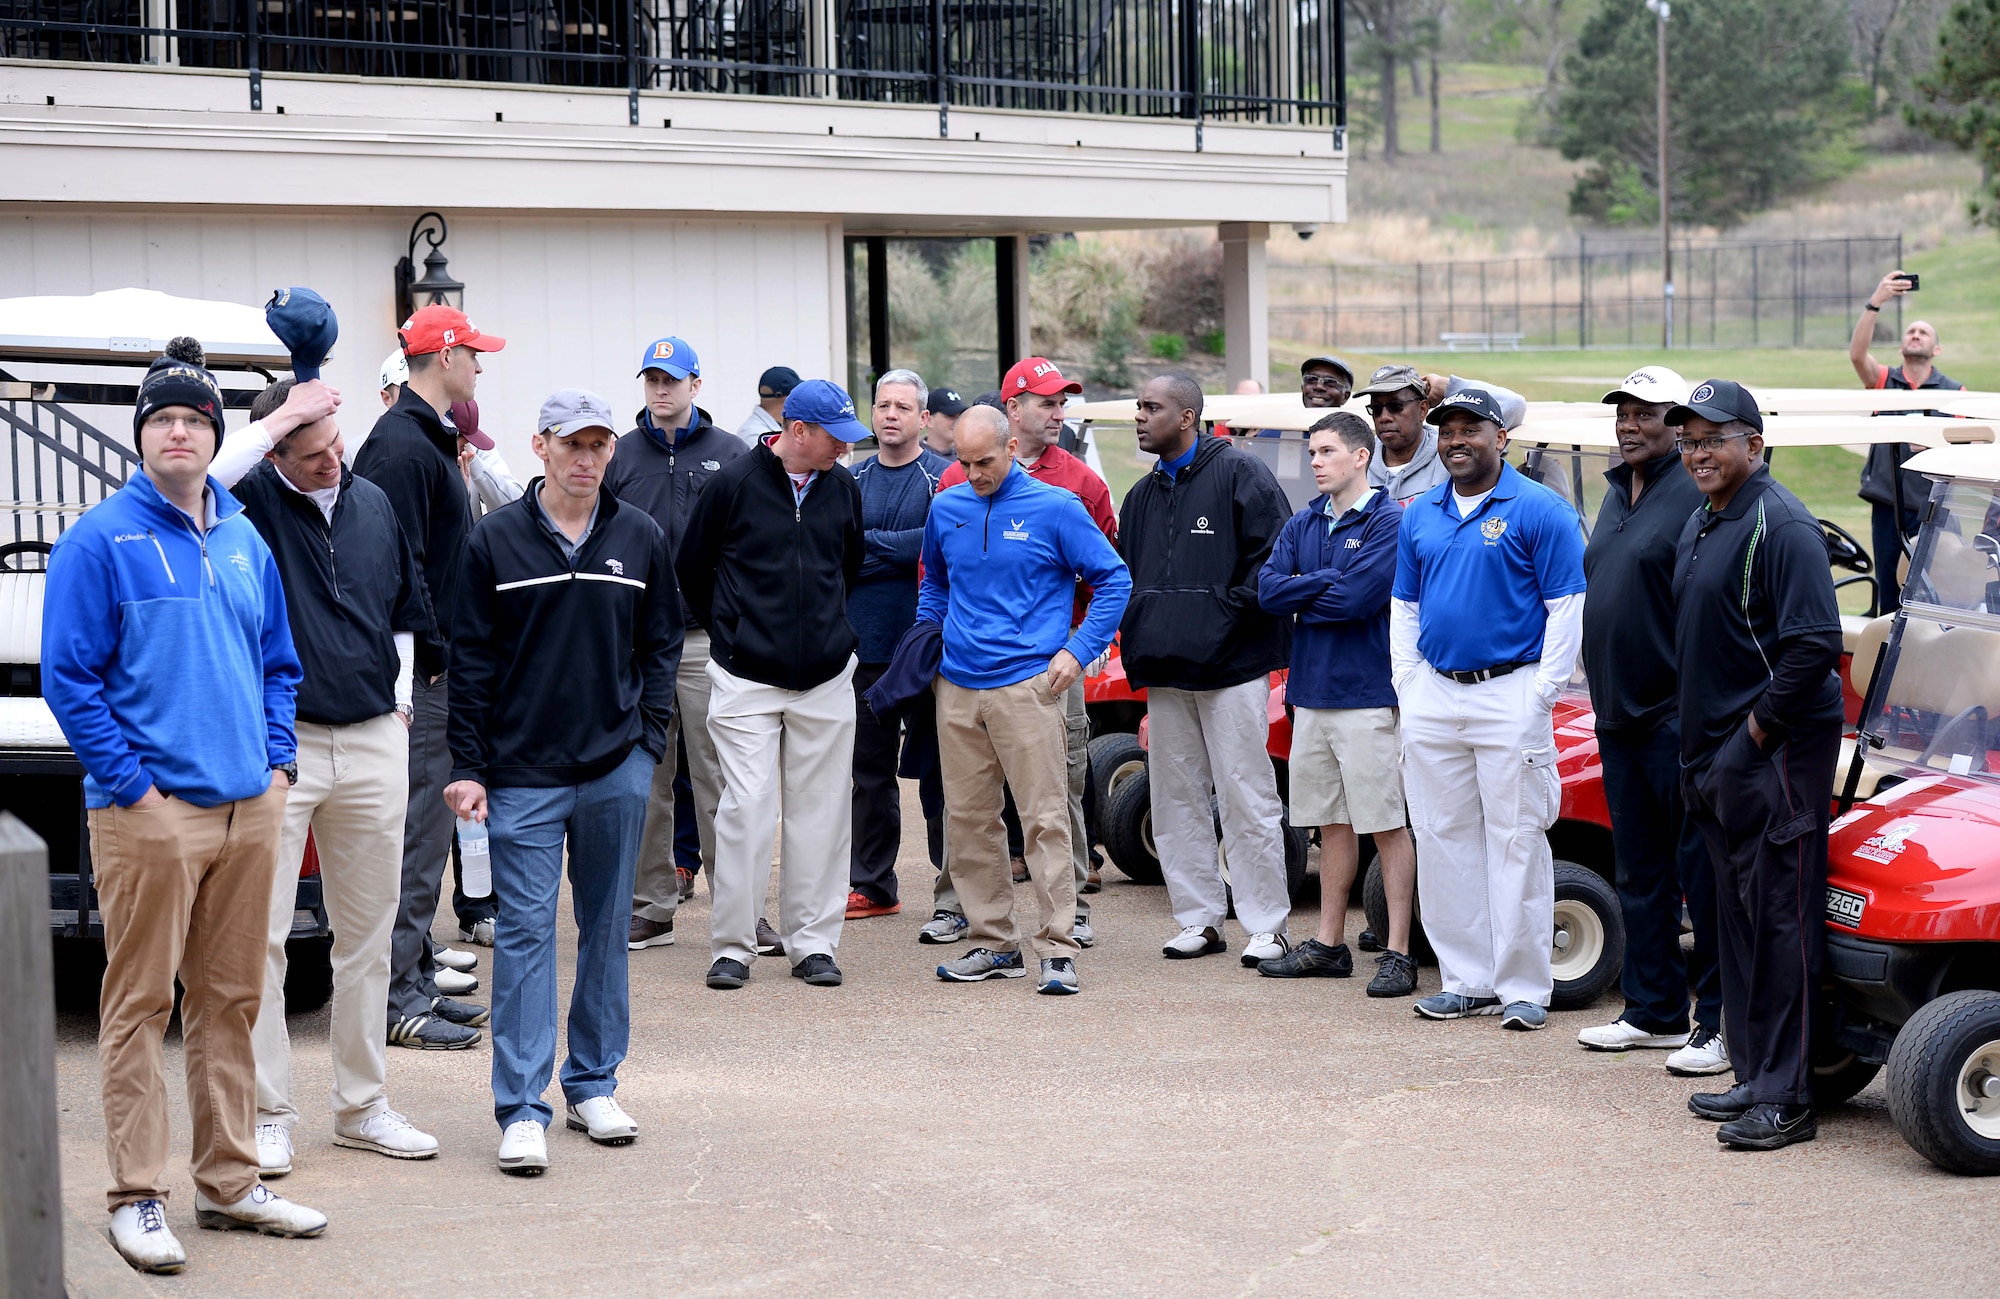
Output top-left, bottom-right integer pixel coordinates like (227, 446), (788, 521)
(1646, 0), (1672, 349)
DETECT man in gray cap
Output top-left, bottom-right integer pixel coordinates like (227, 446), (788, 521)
(737, 365), (801, 446)
(1356, 364), (1527, 506)
(1300, 356), (1354, 409)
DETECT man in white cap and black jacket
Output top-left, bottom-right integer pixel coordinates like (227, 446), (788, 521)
(1669, 379), (1844, 1152)
(444, 388), (682, 1177)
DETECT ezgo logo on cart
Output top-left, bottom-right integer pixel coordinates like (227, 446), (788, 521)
(1825, 886), (1867, 929)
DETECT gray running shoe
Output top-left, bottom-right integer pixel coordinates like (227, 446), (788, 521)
(1038, 957), (1079, 995)
(918, 911), (970, 944)
(936, 948), (1027, 982)
(1073, 915), (1096, 948)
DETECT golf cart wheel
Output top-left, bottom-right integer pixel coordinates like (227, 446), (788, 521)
(1362, 853), (1431, 963)
(1549, 862), (1623, 1012)
(1886, 989), (2000, 1175)
(1087, 733), (1147, 812)
(1102, 767), (1162, 885)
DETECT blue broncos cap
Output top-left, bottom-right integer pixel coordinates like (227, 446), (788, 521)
(783, 379), (869, 445)
(265, 287), (338, 383)
(637, 335), (699, 380)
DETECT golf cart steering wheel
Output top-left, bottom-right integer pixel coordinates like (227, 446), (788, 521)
(1820, 519), (1871, 575)
(0, 540), (53, 572)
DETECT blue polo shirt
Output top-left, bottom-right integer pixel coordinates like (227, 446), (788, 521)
(1391, 461), (1586, 673)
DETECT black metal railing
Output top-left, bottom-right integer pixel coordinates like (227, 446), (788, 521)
(0, 379), (137, 545)
(0, 0), (1342, 136)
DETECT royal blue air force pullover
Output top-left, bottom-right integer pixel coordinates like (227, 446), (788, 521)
(917, 464), (1131, 690)
(43, 470), (302, 808)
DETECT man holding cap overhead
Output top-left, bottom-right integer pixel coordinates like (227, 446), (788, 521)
(737, 365), (801, 446)
(1574, 367), (1727, 1076)
(1300, 356), (1354, 409)
(1669, 380), (1844, 1152)
(353, 303), (505, 1051)
(605, 335), (744, 953)
(1392, 387), (1585, 1032)
(445, 388), (681, 1176)
(676, 378), (865, 991)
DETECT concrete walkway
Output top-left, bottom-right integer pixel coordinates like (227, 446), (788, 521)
(52, 789), (1985, 1295)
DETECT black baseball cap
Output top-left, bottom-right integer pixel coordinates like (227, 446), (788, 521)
(1424, 387), (1506, 428)
(1301, 355), (1354, 384)
(927, 387), (967, 418)
(758, 365), (802, 398)
(1664, 379), (1764, 433)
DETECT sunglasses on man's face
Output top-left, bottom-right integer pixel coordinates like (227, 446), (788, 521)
(1368, 398), (1417, 418)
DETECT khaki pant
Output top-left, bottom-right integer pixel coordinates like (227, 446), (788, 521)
(253, 714), (407, 1131)
(634, 629), (723, 922)
(89, 781), (286, 1210)
(936, 673), (1078, 961)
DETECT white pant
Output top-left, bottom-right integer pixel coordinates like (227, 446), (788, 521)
(252, 712), (407, 1129)
(1399, 668), (1558, 1006)
(1147, 680), (1291, 937)
(705, 657), (857, 968)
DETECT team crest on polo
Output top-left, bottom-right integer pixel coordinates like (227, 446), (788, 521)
(654, 340), (675, 360)
(1004, 518), (1031, 541)
(1480, 516), (1507, 543)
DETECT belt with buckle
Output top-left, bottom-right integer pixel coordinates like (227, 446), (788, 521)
(1436, 659), (1534, 685)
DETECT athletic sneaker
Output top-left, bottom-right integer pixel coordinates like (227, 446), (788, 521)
(1073, 915), (1096, 948)
(430, 996), (489, 1027)
(1501, 1001), (1548, 1031)
(1163, 925), (1226, 959)
(706, 958), (749, 990)
(1413, 991), (1502, 1020)
(193, 1184), (327, 1238)
(1666, 1026), (1732, 1076)
(256, 1122), (293, 1177)
(566, 1096), (639, 1146)
(629, 916), (675, 949)
(1240, 932), (1289, 967)
(1356, 927), (1383, 953)
(792, 953), (844, 986)
(108, 1199), (184, 1274)
(1717, 1103), (1816, 1151)
(1366, 949), (1418, 998)
(433, 945), (477, 973)
(1578, 1018), (1690, 1051)
(1688, 1082), (1754, 1122)
(918, 911), (969, 944)
(1038, 957), (1079, 995)
(434, 965), (479, 996)
(1257, 938), (1352, 979)
(845, 891), (901, 919)
(755, 918), (785, 958)
(458, 918), (495, 947)
(388, 1013), (480, 1049)
(333, 1108), (439, 1160)
(497, 1120), (549, 1176)
(937, 948), (1027, 982)
(676, 866), (698, 902)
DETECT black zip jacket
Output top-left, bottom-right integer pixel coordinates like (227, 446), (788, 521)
(1581, 450), (1706, 733)
(602, 406), (744, 628)
(1116, 434), (1293, 691)
(351, 386), (471, 677)
(233, 462), (435, 727)
(448, 484), (682, 789)
(675, 441), (863, 691)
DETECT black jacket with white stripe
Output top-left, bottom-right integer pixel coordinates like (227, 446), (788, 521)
(448, 481), (683, 789)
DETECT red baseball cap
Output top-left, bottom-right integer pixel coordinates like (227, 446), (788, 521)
(400, 305), (506, 358)
(1003, 357), (1083, 398)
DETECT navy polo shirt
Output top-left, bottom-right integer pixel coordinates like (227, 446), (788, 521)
(1391, 461), (1586, 673)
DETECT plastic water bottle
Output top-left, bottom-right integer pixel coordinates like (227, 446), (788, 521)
(456, 816), (492, 898)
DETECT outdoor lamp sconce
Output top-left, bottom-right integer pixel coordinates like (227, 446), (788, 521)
(395, 212), (464, 325)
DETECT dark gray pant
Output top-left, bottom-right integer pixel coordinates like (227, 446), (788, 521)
(388, 673), (454, 1022)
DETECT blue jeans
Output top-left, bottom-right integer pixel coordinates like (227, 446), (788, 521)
(487, 746), (652, 1129)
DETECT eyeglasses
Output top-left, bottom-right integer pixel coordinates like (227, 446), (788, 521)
(1674, 432), (1753, 454)
(142, 412), (215, 434)
(1368, 398), (1417, 417)
(1301, 374), (1346, 387)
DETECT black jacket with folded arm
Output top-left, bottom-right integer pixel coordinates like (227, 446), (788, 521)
(1115, 434), (1293, 691)
(232, 462), (435, 727)
(447, 484), (683, 789)
(351, 387), (470, 677)
(674, 440), (864, 692)
(601, 406), (745, 629)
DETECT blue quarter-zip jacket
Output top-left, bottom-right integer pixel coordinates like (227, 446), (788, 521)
(917, 465), (1131, 690)
(1257, 489), (1402, 710)
(43, 470), (301, 808)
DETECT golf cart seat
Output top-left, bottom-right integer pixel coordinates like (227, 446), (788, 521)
(1841, 615), (1872, 655)
(0, 556), (65, 750)
(1849, 612), (2000, 778)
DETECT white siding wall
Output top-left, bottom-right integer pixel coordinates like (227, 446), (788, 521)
(0, 210), (841, 473)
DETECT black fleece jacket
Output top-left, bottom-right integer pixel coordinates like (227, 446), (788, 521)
(675, 441), (863, 692)
(1116, 434), (1293, 691)
(351, 386), (471, 677)
(232, 462), (435, 727)
(448, 484), (682, 789)
(602, 406), (744, 628)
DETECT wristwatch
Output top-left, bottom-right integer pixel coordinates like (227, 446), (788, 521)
(395, 702), (414, 722)
(275, 761), (299, 786)
(1863, 302), (1882, 312)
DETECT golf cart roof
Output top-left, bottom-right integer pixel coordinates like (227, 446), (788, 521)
(1903, 442), (2000, 485)
(0, 288), (289, 368)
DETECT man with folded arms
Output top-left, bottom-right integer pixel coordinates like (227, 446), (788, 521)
(925, 407), (1130, 995)
(1670, 380), (1845, 1152)
(446, 389), (681, 1176)
(1392, 388), (1585, 1032)
(45, 344), (325, 1273)
(676, 379), (866, 991)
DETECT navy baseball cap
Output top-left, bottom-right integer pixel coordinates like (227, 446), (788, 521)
(637, 336), (698, 380)
(1664, 379), (1765, 433)
(783, 379), (869, 444)
(265, 286), (338, 383)
(927, 387), (967, 417)
(1425, 387), (1507, 428)
(758, 366), (801, 398)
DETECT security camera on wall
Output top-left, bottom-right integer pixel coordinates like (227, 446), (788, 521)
(1295, 224), (1320, 240)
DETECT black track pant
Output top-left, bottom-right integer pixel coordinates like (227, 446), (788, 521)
(1684, 721), (1839, 1107)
